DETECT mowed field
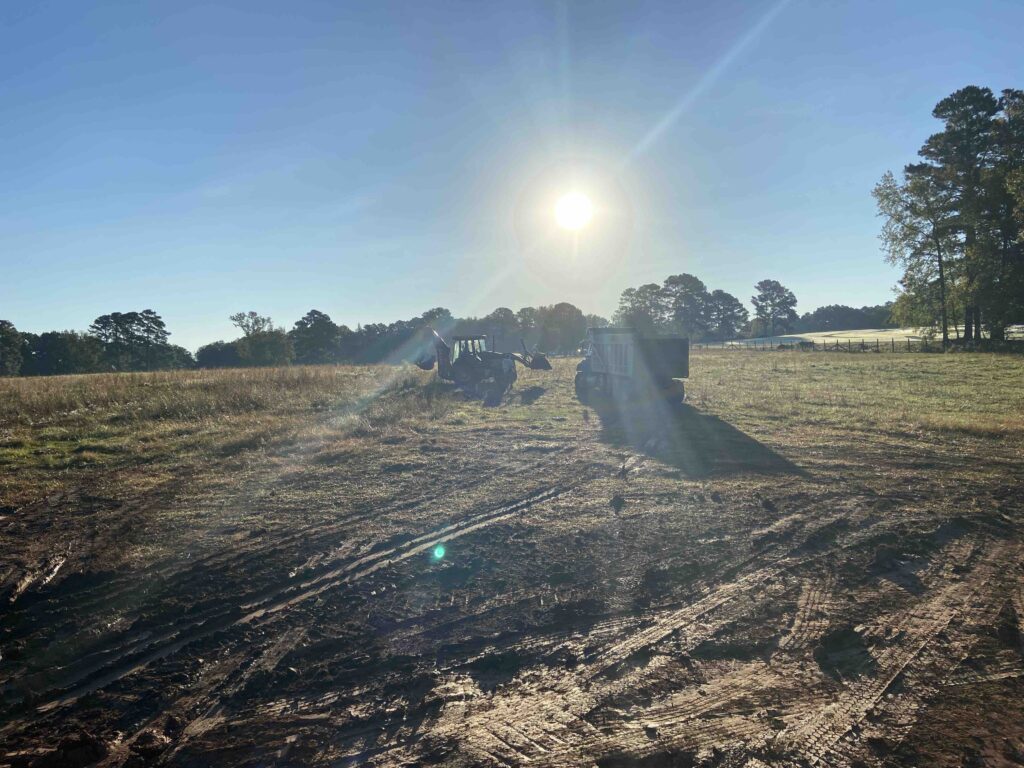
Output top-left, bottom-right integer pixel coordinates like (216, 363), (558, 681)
(2, 352), (1023, 767)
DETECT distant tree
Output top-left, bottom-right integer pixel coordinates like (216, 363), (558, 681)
(613, 284), (668, 335)
(230, 311), (275, 337)
(662, 273), (709, 339)
(481, 307), (520, 349)
(747, 318), (769, 338)
(860, 302), (897, 328)
(796, 304), (897, 333)
(536, 302), (587, 353)
(88, 310), (174, 371)
(420, 307), (454, 332)
(919, 87), (999, 341)
(584, 313), (610, 329)
(336, 325), (358, 361)
(20, 331), (103, 376)
(165, 345), (196, 369)
(704, 290), (749, 341)
(0, 320), (22, 376)
(196, 340), (241, 368)
(515, 307), (539, 334)
(237, 330), (293, 367)
(289, 310), (341, 364)
(751, 280), (798, 336)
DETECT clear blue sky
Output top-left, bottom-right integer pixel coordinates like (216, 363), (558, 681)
(2, 1), (1022, 351)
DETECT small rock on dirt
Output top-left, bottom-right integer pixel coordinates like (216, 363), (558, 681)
(610, 495), (626, 513)
(130, 730), (170, 759)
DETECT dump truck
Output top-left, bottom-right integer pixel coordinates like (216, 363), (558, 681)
(574, 327), (688, 403)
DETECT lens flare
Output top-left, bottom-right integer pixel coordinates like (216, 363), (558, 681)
(432, 544), (446, 560)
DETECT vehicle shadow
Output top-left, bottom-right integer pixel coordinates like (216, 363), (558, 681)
(593, 398), (803, 479)
(518, 385), (546, 405)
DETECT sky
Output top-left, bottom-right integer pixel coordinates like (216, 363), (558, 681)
(2, 1), (1023, 351)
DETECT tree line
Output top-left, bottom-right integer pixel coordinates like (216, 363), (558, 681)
(0, 312), (194, 377)
(0, 291), (899, 377)
(874, 85), (1024, 345)
(0, 303), (606, 376)
(611, 274), (894, 340)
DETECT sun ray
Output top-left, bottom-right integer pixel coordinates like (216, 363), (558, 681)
(623, 0), (793, 165)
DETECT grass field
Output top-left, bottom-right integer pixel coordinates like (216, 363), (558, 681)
(2, 351), (1023, 766)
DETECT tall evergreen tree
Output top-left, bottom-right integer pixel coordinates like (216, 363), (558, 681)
(0, 320), (22, 376)
(751, 280), (798, 336)
(704, 290), (749, 341)
(877, 86), (1024, 342)
(662, 273), (709, 339)
(289, 310), (341, 364)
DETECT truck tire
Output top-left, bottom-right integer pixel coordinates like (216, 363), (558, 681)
(574, 372), (591, 404)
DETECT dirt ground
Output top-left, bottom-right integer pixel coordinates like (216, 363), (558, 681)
(2, 354), (1023, 767)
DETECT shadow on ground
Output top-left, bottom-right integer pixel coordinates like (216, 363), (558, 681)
(518, 386), (546, 405)
(593, 398), (803, 479)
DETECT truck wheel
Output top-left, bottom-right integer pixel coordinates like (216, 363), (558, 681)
(574, 372), (591, 404)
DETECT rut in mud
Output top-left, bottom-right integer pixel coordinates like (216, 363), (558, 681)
(2, 357), (1023, 767)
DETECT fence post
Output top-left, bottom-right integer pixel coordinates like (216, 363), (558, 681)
(891, 338), (895, 352)
(907, 338), (911, 351)
(848, 339), (851, 352)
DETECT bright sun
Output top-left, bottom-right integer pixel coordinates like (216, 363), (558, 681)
(554, 191), (594, 231)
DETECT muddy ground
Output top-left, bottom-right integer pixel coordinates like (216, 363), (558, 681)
(2, 357), (1023, 767)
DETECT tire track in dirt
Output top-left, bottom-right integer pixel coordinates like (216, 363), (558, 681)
(145, 479), (589, 763)
(510, 534), (996, 767)
(775, 537), (1014, 766)
(2, 435), (583, 705)
(239, 485), (571, 622)
(378, 512), (993, 767)
(375, 502), (872, 766)
(155, 495), (847, 765)
(4, 440), (576, 647)
(826, 557), (1024, 766)
(7, 484), (575, 724)
(0, 482), (459, 698)
(778, 574), (835, 651)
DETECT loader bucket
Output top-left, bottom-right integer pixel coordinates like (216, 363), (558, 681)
(528, 353), (552, 370)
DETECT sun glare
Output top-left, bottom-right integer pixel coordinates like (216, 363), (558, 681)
(554, 191), (594, 231)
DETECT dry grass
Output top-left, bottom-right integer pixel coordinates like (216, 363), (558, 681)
(688, 349), (1024, 440)
(0, 365), (449, 508)
(0, 366), (418, 427)
(3, 350), (1021, 510)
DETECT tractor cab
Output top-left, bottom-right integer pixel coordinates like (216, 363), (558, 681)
(451, 335), (488, 362)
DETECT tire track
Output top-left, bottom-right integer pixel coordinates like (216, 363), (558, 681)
(776, 538), (1012, 766)
(5, 485), (573, 722)
(393, 506), (869, 766)
(389, 518), (989, 767)
(778, 574), (834, 651)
